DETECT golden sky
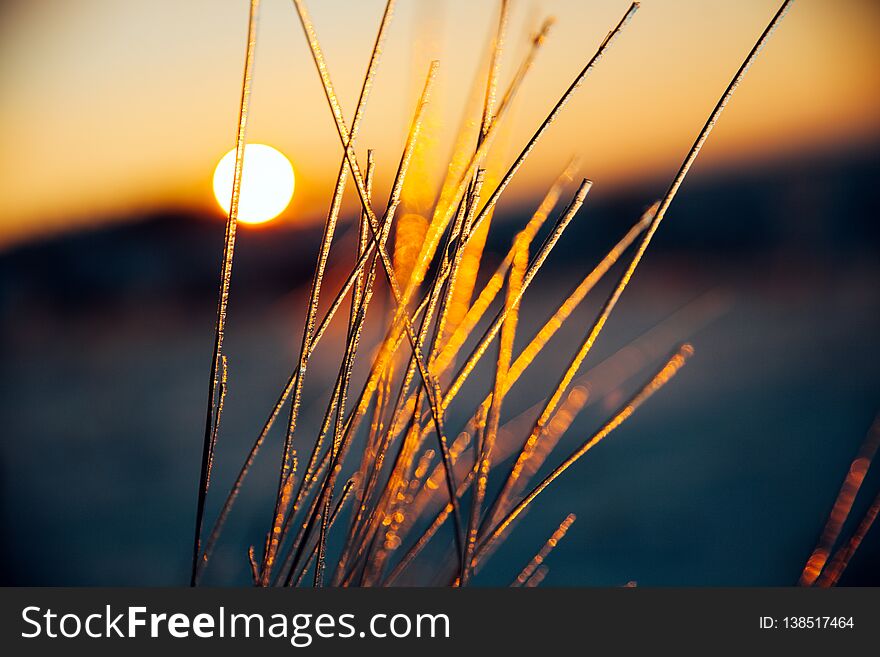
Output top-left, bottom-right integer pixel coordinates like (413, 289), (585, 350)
(0, 0), (878, 247)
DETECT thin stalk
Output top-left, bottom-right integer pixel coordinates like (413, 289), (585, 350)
(800, 413), (880, 586)
(280, 58), (445, 583)
(476, 345), (694, 566)
(480, 0), (795, 546)
(259, 0), (395, 586)
(511, 513), (576, 586)
(461, 233), (526, 585)
(190, 0), (259, 587)
(444, 180), (592, 407)
(292, 0), (463, 548)
(816, 490), (880, 587)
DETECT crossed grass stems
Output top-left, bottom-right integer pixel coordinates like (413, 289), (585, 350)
(189, 0), (799, 587)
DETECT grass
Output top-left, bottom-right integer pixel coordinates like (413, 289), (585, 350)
(189, 0), (797, 587)
(799, 414), (880, 587)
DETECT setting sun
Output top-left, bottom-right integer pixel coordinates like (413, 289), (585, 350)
(212, 144), (295, 224)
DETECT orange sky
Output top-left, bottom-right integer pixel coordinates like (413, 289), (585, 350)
(0, 0), (878, 248)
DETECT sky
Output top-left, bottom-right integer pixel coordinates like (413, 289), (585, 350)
(0, 0), (878, 247)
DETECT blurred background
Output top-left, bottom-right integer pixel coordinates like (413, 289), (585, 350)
(0, 0), (878, 585)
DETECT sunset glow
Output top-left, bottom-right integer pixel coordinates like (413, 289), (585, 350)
(1, 1), (879, 246)
(212, 144), (295, 225)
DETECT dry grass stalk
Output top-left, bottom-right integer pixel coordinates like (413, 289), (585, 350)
(190, 0), (798, 587)
(801, 413), (880, 587)
(190, 0), (259, 586)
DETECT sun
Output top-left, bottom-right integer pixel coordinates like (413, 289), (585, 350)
(212, 144), (295, 225)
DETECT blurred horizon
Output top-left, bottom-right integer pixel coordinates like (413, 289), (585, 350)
(2, 137), (879, 585)
(1, 0), (879, 248)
